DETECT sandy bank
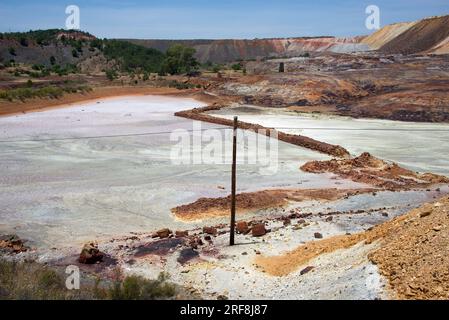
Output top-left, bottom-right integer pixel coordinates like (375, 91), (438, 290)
(0, 86), (209, 117)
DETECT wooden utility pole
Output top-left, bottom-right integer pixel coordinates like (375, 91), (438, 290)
(230, 116), (238, 246)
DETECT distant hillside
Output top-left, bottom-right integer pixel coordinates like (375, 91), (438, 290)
(2, 13), (448, 73)
(126, 14), (449, 61)
(0, 30), (168, 74)
(124, 37), (369, 63)
(0, 29), (101, 70)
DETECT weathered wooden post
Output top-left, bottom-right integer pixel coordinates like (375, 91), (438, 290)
(230, 116), (238, 246)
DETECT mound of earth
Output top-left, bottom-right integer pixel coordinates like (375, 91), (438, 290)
(362, 21), (417, 50)
(430, 36), (449, 55)
(380, 15), (449, 55)
(172, 188), (372, 221)
(300, 152), (449, 190)
(369, 196), (449, 299)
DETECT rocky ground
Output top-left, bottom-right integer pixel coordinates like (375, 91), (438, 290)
(200, 53), (449, 123)
(2, 152), (448, 300)
(301, 152), (449, 190)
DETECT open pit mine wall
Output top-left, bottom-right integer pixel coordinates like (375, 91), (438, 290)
(175, 105), (350, 158)
(125, 14), (449, 62)
(125, 37), (369, 63)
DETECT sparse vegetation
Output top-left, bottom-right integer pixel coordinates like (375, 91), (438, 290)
(167, 80), (197, 90)
(231, 63), (242, 71)
(0, 29), (93, 46)
(0, 85), (92, 102)
(0, 259), (178, 300)
(105, 272), (176, 300)
(105, 69), (118, 81)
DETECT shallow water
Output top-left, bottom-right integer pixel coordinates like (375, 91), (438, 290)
(0, 96), (347, 249)
(210, 106), (449, 176)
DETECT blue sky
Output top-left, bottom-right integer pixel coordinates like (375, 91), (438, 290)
(0, 0), (448, 39)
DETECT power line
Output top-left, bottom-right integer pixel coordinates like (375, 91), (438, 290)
(0, 127), (448, 144)
(271, 127), (449, 132)
(0, 128), (226, 144)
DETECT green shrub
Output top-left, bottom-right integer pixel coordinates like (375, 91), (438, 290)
(105, 69), (118, 81)
(0, 259), (178, 300)
(167, 80), (196, 90)
(231, 63), (242, 71)
(108, 273), (176, 300)
(212, 65), (222, 73)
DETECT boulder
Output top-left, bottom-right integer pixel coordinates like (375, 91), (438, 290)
(252, 223), (267, 237)
(203, 226), (218, 236)
(188, 237), (204, 249)
(175, 230), (189, 238)
(79, 242), (104, 264)
(314, 232), (323, 239)
(419, 210), (432, 218)
(300, 266), (315, 275)
(156, 228), (172, 239)
(0, 235), (28, 253)
(236, 221), (249, 234)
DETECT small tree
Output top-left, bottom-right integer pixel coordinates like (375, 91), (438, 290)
(50, 56), (56, 65)
(162, 44), (199, 75)
(8, 47), (16, 56)
(105, 69), (118, 81)
(231, 63), (242, 71)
